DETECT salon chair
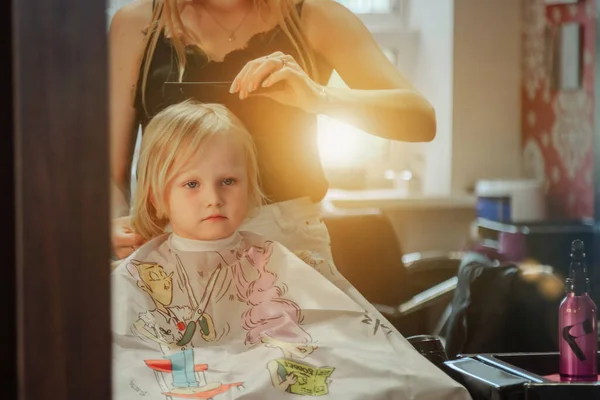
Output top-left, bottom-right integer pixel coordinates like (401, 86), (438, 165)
(443, 253), (563, 359)
(321, 201), (464, 338)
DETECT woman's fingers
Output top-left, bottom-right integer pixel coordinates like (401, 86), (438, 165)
(230, 59), (259, 95)
(248, 54), (300, 89)
(261, 66), (299, 88)
(230, 52), (302, 99)
(113, 233), (143, 259)
(230, 52), (280, 94)
(111, 216), (145, 259)
(244, 57), (288, 94)
(231, 52), (321, 112)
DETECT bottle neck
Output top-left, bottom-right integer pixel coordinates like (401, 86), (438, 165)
(566, 260), (590, 296)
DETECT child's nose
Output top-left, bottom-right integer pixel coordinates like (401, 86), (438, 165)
(205, 186), (224, 207)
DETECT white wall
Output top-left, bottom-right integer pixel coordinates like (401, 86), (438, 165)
(405, 0), (455, 196)
(401, 0), (523, 196)
(451, 0), (523, 193)
(107, 0), (133, 22)
(344, 1), (524, 253)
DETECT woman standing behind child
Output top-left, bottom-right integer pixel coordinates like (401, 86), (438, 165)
(111, 101), (470, 400)
(109, 0), (437, 261)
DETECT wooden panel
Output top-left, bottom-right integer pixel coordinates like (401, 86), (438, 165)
(13, 0), (111, 398)
(1, 0), (16, 397)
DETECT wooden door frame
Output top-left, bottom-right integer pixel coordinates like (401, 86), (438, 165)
(13, 0), (111, 398)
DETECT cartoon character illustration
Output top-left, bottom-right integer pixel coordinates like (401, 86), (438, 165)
(226, 242), (335, 396)
(127, 259), (243, 397)
(263, 336), (334, 396)
(294, 250), (338, 280)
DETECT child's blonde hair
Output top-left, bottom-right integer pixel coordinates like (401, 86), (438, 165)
(131, 100), (264, 240)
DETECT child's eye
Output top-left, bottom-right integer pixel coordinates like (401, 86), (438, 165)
(184, 181), (199, 189)
(222, 178), (236, 186)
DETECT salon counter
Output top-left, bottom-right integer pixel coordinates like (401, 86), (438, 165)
(324, 189), (477, 211)
(323, 189), (477, 254)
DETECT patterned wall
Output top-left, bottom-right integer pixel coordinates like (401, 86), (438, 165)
(522, 0), (595, 219)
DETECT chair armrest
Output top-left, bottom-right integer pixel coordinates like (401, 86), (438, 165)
(402, 251), (465, 272)
(401, 251), (463, 295)
(374, 277), (458, 318)
(320, 199), (382, 218)
(399, 277), (457, 315)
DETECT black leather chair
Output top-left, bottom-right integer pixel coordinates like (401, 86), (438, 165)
(443, 253), (563, 359)
(321, 203), (463, 337)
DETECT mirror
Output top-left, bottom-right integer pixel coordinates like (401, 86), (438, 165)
(104, 0), (600, 399)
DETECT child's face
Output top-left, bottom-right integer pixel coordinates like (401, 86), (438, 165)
(166, 134), (250, 241)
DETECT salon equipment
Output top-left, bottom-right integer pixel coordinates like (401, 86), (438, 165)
(407, 335), (449, 370)
(444, 352), (600, 400)
(558, 240), (597, 381)
(475, 179), (545, 223)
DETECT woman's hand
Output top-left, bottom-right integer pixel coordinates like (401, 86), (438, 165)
(229, 51), (326, 114)
(112, 216), (145, 259)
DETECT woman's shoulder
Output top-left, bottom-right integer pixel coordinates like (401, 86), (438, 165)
(301, 0), (350, 22)
(300, 0), (358, 52)
(109, 0), (154, 37)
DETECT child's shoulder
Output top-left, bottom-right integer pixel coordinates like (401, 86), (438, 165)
(111, 233), (171, 275)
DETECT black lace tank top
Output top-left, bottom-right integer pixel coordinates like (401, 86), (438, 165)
(134, 1), (331, 203)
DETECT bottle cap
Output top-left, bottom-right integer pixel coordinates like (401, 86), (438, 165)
(571, 239), (585, 259)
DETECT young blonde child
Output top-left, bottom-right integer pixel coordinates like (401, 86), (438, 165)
(130, 99), (264, 243)
(111, 101), (470, 400)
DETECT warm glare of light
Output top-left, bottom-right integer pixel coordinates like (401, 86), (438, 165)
(317, 115), (371, 168)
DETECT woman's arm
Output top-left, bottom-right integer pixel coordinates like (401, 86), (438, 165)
(233, 0), (435, 142)
(109, 1), (151, 257)
(109, 0), (151, 216)
(302, 0), (435, 142)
